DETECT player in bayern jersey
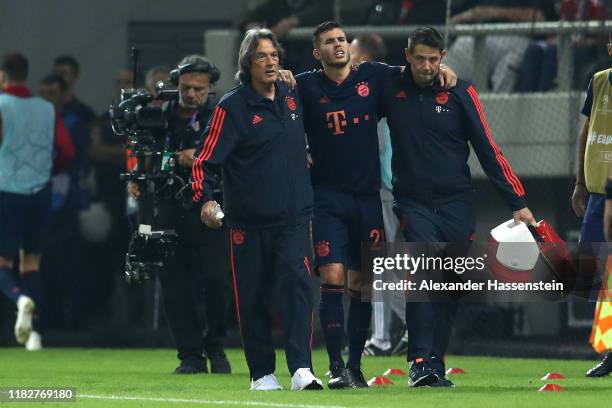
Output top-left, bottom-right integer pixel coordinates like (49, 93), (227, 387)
(288, 21), (456, 389)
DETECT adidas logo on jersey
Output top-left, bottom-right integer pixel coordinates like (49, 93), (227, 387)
(252, 114), (263, 125)
(395, 90), (407, 98)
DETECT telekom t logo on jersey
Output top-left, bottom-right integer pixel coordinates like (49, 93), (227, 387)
(326, 110), (347, 135)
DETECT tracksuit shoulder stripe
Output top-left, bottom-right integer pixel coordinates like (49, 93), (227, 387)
(466, 86), (525, 197)
(192, 106), (226, 202)
(202, 107), (226, 161)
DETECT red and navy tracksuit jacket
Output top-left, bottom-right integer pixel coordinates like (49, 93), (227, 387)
(381, 71), (526, 211)
(190, 81), (316, 379)
(190, 81), (313, 228)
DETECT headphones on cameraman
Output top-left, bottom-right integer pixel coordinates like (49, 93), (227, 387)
(169, 57), (220, 86)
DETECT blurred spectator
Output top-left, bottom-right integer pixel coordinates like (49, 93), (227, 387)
(0, 53), (72, 351)
(145, 66), (170, 106)
(363, 0), (447, 25)
(116, 68), (134, 91)
(350, 33), (388, 63)
(53, 55), (97, 126)
(363, 1), (447, 66)
(445, 0), (557, 92)
(90, 68), (135, 218)
(39, 73), (92, 330)
(85, 69), (137, 328)
(516, 0), (609, 92)
(238, 0), (334, 72)
(239, 0), (332, 39)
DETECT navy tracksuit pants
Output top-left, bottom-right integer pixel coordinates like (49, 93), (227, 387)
(229, 222), (315, 380)
(395, 198), (475, 372)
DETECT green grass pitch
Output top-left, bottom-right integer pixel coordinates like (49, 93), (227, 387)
(0, 348), (610, 407)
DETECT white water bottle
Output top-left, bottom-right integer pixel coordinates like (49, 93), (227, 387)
(211, 202), (224, 220)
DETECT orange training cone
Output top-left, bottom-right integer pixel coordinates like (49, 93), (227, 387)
(538, 384), (564, 392)
(384, 368), (407, 376)
(367, 376), (395, 386)
(541, 372), (566, 380)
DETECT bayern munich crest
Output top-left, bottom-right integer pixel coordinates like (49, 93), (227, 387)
(356, 82), (370, 97)
(436, 91), (449, 105)
(285, 96), (297, 111)
(232, 230), (245, 245)
(316, 241), (330, 257)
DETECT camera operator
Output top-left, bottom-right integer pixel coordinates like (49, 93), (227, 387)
(128, 55), (232, 374)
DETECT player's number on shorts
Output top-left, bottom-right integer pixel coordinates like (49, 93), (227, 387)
(370, 228), (385, 250)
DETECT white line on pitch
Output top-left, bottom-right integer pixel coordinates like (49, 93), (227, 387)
(79, 394), (350, 408)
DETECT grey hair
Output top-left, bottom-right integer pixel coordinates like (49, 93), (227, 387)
(235, 27), (284, 83)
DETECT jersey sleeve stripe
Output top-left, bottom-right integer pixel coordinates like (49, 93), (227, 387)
(197, 108), (225, 194)
(468, 86), (524, 196)
(466, 86), (525, 197)
(202, 108), (226, 161)
(191, 107), (225, 201)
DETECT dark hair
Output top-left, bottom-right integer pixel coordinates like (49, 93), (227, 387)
(408, 27), (444, 52)
(53, 55), (80, 75)
(312, 21), (342, 48)
(41, 73), (68, 93)
(172, 54), (220, 85)
(354, 33), (387, 62)
(235, 27), (284, 83)
(1, 53), (28, 82)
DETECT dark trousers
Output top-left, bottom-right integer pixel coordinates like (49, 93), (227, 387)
(395, 199), (475, 369)
(229, 222), (315, 380)
(158, 226), (232, 363)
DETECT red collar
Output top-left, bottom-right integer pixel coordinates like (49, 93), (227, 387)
(3, 85), (32, 97)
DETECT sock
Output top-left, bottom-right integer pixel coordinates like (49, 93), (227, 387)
(319, 284), (345, 368)
(21, 270), (43, 333)
(347, 289), (372, 369)
(0, 266), (21, 304)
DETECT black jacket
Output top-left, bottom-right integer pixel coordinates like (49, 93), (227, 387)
(191, 81), (313, 228)
(155, 102), (215, 241)
(381, 71), (527, 211)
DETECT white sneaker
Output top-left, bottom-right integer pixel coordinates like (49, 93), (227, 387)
(291, 368), (323, 390)
(250, 374), (283, 391)
(15, 296), (35, 344)
(25, 331), (42, 351)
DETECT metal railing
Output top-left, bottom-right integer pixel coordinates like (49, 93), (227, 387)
(287, 20), (612, 91)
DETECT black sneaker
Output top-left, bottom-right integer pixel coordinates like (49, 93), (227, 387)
(328, 363), (349, 389)
(174, 360), (207, 374)
(363, 341), (391, 357)
(429, 375), (455, 388)
(209, 350), (231, 374)
(408, 358), (438, 387)
(586, 351), (612, 377)
(429, 356), (454, 387)
(346, 367), (369, 388)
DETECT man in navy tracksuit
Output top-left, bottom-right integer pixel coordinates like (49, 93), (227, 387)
(191, 28), (323, 391)
(380, 27), (537, 387)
